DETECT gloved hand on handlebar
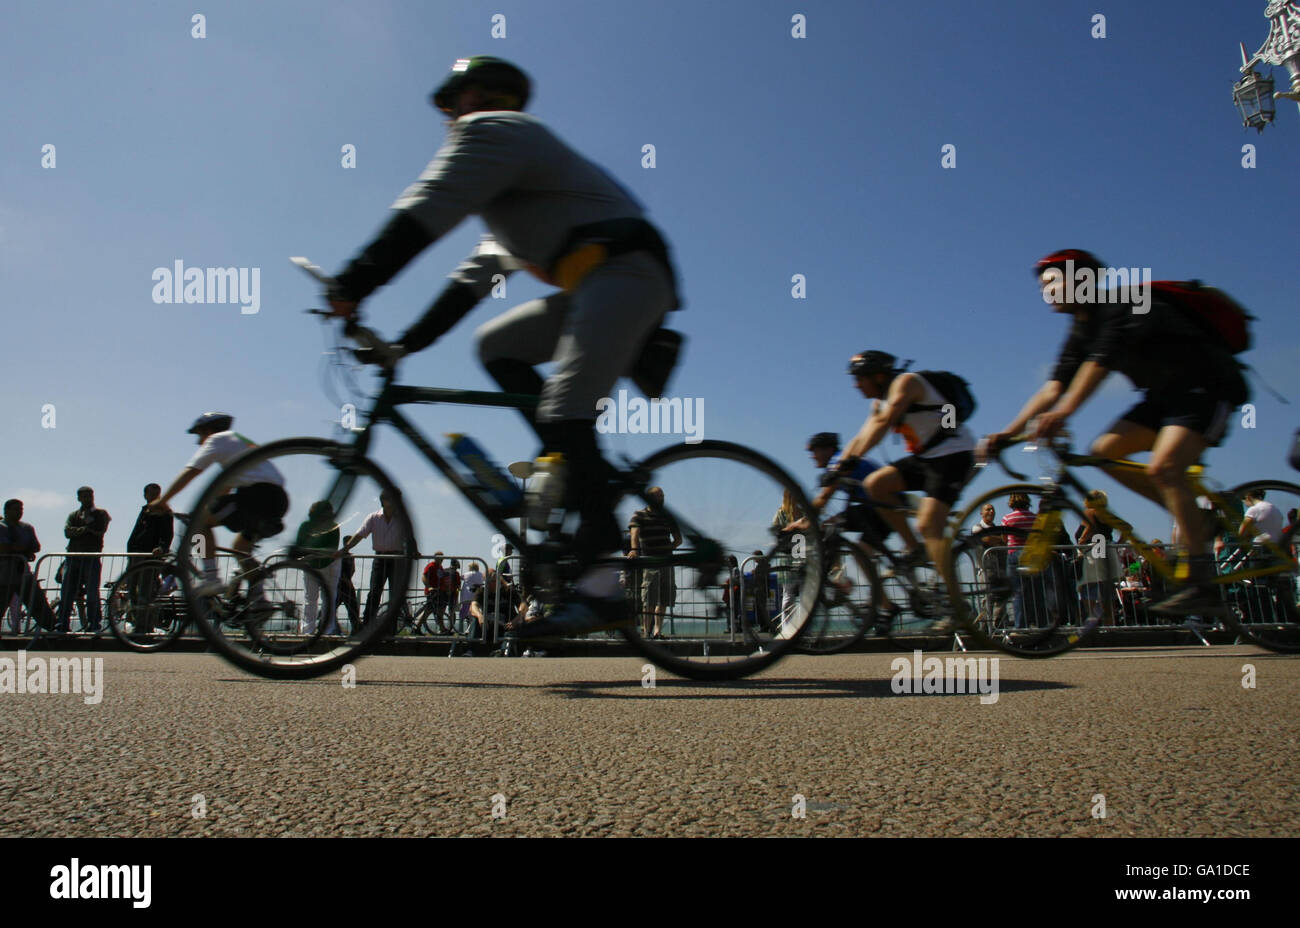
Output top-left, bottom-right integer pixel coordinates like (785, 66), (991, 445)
(832, 454), (861, 477)
(327, 291), (359, 321)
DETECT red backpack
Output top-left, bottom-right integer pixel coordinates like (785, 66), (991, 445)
(1152, 280), (1254, 354)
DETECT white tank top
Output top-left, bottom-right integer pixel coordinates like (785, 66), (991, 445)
(886, 375), (976, 460)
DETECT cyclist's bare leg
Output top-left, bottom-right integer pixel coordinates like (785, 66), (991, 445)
(864, 467), (921, 551)
(1147, 425), (1210, 558)
(230, 533), (267, 597)
(915, 496), (952, 577)
(1090, 421), (1160, 505)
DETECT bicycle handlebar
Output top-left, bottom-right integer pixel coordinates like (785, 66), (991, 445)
(982, 432), (1074, 481)
(295, 258), (405, 370)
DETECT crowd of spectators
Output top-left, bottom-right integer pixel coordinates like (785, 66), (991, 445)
(971, 488), (1299, 629)
(4, 478), (1295, 641)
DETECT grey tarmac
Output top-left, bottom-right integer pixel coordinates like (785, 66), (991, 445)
(1, 647), (1295, 837)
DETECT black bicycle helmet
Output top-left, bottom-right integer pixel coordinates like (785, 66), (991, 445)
(807, 432), (839, 451)
(431, 56), (531, 112)
(187, 412), (233, 434)
(847, 351), (899, 377)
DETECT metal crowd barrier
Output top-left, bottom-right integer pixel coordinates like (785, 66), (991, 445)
(5, 551), (505, 642)
(337, 552), (491, 643)
(962, 540), (1299, 634)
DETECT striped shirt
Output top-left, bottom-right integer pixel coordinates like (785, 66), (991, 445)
(630, 506), (679, 558)
(1000, 509), (1036, 548)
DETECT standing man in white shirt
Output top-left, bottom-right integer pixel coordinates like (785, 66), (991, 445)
(337, 490), (410, 629)
(1239, 488), (1284, 545)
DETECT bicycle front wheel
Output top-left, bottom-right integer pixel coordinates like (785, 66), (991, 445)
(107, 561), (187, 652)
(611, 440), (826, 680)
(1222, 480), (1300, 653)
(177, 438), (415, 679)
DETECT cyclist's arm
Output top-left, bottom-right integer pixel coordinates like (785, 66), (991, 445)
(842, 373), (921, 461)
(398, 239), (522, 352)
(331, 118), (525, 305)
(155, 467), (202, 509)
(998, 380), (1063, 437)
(1048, 360), (1109, 419)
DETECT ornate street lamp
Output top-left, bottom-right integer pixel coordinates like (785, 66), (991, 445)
(1234, 53), (1276, 131)
(1234, 1), (1300, 131)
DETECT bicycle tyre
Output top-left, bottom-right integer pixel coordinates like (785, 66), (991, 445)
(106, 560), (188, 652)
(611, 440), (826, 680)
(177, 438), (415, 679)
(946, 484), (1108, 657)
(797, 535), (879, 654)
(1221, 480), (1300, 653)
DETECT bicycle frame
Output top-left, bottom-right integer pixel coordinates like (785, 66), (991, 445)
(328, 365), (718, 579)
(345, 367), (540, 556)
(1011, 442), (1296, 587)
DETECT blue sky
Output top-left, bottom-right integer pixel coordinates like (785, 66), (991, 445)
(3, 0), (1297, 559)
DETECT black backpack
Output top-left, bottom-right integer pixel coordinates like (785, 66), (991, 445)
(912, 370), (977, 422)
(909, 370), (977, 453)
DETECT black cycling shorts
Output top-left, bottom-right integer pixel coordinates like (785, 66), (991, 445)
(1115, 387), (1236, 447)
(210, 483), (289, 540)
(892, 451), (976, 507)
(844, 503), (892, 547)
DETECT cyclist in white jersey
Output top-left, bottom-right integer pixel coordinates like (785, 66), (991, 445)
(822, 351), (976, 587)
(151, 412), (287, 587)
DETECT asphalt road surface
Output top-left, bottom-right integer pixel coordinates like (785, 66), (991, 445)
(2, 647), (1295, 837)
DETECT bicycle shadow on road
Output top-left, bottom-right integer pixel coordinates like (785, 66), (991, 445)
(217, 677), (538, 691)
(544, 677), (1072, 700)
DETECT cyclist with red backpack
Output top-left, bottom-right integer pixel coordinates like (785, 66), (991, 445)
(983, 248), (1251, 617)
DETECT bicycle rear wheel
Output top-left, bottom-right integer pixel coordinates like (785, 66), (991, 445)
(177, 438), (415, 679)
(1221, 480), (1300, 653)
(947, 485), (1108, 657)
(107, 561), (187, 652)
(609, 440), (826, 680)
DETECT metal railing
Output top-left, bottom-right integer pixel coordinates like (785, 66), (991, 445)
(960, 541), (1298, 633)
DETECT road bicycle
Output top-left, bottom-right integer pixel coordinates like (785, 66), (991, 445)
(116, 516), (337, 654)
(174, 258), (826, 680)
(783, 464), (1123, 658)
(951, 434), (1300, 654)
(793, 481), (1028, 655)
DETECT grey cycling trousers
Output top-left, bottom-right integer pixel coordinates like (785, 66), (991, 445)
(475, 251), (674, 423)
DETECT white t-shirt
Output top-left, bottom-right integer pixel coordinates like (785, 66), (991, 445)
(460, 569), (484, 604)
(187, 431), (285, 487)
(1245, 500), (1283, 543)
